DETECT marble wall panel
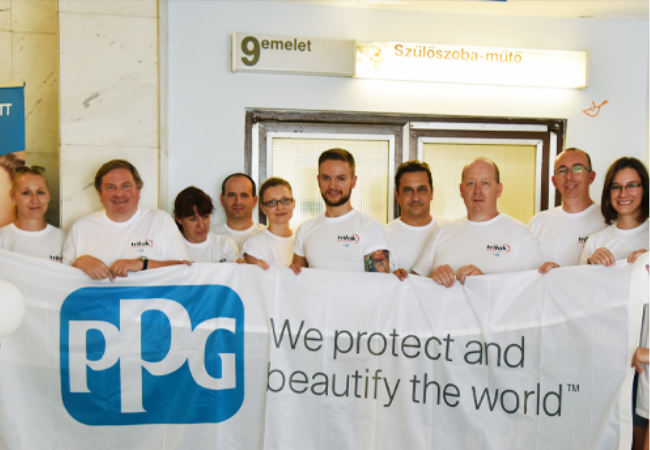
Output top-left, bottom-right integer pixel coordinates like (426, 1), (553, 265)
(10, 0), (57, 34)
(60, 145), (160, 230)
(12, 31), (58, 152)
(27, 151), (59, 226)
(0, 0), (10, 31)
(159, 15), (167, 156)
(59, 12), (158, 148)
(59, 0), (156, 18)
(158, 0), (167, 37)
(0, 30), (11, 80)
(159, 150), (167, 211)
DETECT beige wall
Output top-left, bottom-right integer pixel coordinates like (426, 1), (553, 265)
(0, 0), (60, 226)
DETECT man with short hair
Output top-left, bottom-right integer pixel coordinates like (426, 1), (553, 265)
(528, 148), (606, 273)
(62, 159), (189, 281)
(291, 148), (390, 274)
(212, 173), (265, 250)
(413, 157), (543, 287)
(386, 160), (448, 281)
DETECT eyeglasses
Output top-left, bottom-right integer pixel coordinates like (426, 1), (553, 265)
(262, 198), (294, 208)
(553, 164), (591, 176)
(14, 165), (46, 175)
(611, 183), (641, 192)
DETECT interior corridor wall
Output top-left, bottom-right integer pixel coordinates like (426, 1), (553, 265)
(168, 1), (649, 222)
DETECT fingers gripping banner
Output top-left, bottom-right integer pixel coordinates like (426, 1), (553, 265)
(0, 250), (646, 449)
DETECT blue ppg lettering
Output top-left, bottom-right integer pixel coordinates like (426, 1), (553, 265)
(60, 285), (245, 425)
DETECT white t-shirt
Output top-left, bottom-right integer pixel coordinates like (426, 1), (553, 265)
(384, 216), (449, 273)
(184, 233), (239, 263)
(293, 209), (390, 272)
(637, 304), (649, 420)
(62, 207), (189, 266)
(579, 221), (649, 265)
(413, 213), (544, 277)
(528, 204), (607, 267)
(211, 222), (266, 251)
(0, 223), (65, 262)
(242, 229), (295, 268)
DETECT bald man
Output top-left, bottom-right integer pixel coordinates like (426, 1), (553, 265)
(413, 158), (543, 287)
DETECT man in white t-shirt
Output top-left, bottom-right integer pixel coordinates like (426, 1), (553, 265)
(385, 160), (448, 280)
(413, 158), (543, 287)
(528, 148), (606, 272)
(291, 148), (390, 274)
(63, 160), (189, 281)
(212, 173), (265, 250)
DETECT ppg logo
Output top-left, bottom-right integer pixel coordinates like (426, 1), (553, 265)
(60, 285), (244, 425)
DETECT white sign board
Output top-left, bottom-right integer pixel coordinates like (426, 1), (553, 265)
(356, 42), (588, 89)
(232, 32), (356, 77)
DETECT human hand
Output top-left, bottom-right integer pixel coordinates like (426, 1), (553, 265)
(632, 347), (649, 373)
(290, 262), (302, 275)
(430, 265), (455, 288)
(627, 249), (648, 264)
(588, 247), (616, 266)
(73, 255), (115, 281)
(538, 261), (560, 274)
(393, 268), (408, 281)
(456, 265), (483, 285)
(110, 259), (145, 277)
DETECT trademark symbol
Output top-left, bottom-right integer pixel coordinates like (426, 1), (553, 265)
(567, 384), (579, 392)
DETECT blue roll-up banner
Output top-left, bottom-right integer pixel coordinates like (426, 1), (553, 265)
(0, 85), (26, 156)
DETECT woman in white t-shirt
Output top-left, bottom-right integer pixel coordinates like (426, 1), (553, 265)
(174, 186), (240, 264)
(0, 165), (65, 262)
(242, 178), (295, 269)
(580, 157), (649, 266)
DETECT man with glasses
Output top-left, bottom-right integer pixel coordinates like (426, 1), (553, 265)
(213, 173), (265, 250)
(413, 157), (543, 287)
(528, 148), (606, 272)
(291, 148), (391, 274)
(387, 160), (448, 280)
(63, 159), (190, 281)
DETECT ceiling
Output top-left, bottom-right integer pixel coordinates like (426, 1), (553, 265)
(260, 0), (649, 20)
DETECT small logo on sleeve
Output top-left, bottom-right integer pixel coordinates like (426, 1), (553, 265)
(486, 244), (511, 257)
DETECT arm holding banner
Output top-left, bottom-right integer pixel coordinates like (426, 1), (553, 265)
(290, 253), (307, 275)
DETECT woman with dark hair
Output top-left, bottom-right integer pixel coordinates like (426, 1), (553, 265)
(174, 186), (240, 263)
(580, 157), (648, 265)
(242, 177), (295, 270)
(0, 165), (65, 261)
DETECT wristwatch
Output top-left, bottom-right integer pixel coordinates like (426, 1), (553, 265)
(140, 256), (149, 271)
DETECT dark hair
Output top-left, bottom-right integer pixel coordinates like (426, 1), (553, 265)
(318, 148), (355, 175)
(395, 160), (432, 191)
(221, 173), (256, 197)
(259, 177), (292, 204)
(560, 147), (593, 170)
(461, 157), (500, 184)
(174, 186), (214, 219)
(94, 159), (143, 192)
(601, 157), (649, 225)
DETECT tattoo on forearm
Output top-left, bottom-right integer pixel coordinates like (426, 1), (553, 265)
(365, 250), (390, 273)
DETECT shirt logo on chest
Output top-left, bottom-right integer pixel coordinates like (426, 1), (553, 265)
(486, 244), (510, 257)
(577, 236), (588, 245)
(337, 234), (360, 247)
(131, 239), (154, 252)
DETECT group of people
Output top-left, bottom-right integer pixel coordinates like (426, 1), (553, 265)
(0, 147), (648, 448)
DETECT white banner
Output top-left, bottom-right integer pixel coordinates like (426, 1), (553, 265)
(0, 249), (646, 449)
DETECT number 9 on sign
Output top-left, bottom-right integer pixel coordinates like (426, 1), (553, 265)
(241, 36), (260, 66)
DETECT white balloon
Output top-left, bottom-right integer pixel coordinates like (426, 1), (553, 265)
(0, 280), (25, 338)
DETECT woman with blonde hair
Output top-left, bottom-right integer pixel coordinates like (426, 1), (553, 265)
(0, 165), (65, 262)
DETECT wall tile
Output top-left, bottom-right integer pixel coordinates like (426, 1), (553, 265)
(158, 0), (168, 37)
(0, 30), (11, 80)
(159, 16), (167, 156)
(0, 0), (10, 31)
(159, 150), (167, 212)
(60, 145), (160, 230)
(59, 12), (158, 148)
(26, 151), (59, 226)
(10, 0), (57, 34)
(59, 0), (156, 18)
(12, 31), (58, 153)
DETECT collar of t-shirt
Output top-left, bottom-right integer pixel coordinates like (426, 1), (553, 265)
(102, 207), (142, 227)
